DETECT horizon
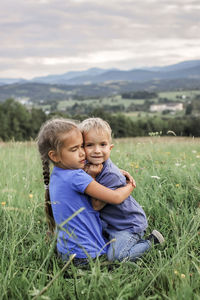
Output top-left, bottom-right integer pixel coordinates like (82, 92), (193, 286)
(1, 58), (200, 81)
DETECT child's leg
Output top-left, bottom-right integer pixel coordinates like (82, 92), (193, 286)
(106, 229), (151, 262)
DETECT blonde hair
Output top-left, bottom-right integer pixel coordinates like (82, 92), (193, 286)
(37, 118), (78, 233)
(79, 117), (112, 142)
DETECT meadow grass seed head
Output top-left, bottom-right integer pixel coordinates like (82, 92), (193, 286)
(167, 130), (176, 136)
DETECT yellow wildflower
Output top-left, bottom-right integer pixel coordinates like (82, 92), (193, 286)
(181, 274), (185, 279)
(175, 184), (180, 187)
(174, 270), (178, 275)
(29, 194), (33, 199)
(1, 201), (6, 206)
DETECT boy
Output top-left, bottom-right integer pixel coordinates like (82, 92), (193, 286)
(80, 117), (164, 262)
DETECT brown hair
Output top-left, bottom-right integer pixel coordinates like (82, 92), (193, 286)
(37, 118), (78, 233)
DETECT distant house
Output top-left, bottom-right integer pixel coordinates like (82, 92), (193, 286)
(15, 97), (29, 105)
(150, 103), (183, 113)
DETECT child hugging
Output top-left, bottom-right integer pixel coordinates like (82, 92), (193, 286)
(80, 117), (164, 262)
(37, 118), (134, 265)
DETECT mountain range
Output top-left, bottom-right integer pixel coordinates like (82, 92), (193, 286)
(1, 60), (200, 86)
(0, 60), (200, 102)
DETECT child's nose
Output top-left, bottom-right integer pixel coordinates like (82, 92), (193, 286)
(80, 148), (85, 156)
(94, 146), (100, 153)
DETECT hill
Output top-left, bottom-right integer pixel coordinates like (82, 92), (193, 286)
(1, 60), (200, 85)
(0, 60), (200, 102)
(0, 78), (200, 103)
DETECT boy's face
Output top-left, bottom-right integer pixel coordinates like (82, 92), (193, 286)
(83, 129), (113, 164)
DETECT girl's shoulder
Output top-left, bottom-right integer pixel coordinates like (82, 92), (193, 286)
(53, 166), (84, 173)
(53, 167), (91, 180)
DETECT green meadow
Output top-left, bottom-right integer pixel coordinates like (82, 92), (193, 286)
(0, 137), (200, 300)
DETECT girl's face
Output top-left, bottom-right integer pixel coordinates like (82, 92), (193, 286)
(49, 128), (86, 169)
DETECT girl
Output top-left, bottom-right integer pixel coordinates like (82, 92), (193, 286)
(37, 118), (134, 263)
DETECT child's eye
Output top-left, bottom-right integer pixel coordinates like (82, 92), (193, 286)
(85, 144), (92, 147)
(71, 147), (78, 152)
(101, 143), (107, 146)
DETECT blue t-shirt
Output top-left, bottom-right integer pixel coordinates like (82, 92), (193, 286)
(49, 167), (107, 258)
(95, 159), (148, 233)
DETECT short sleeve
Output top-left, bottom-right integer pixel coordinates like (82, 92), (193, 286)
(71, 169), (94, 193)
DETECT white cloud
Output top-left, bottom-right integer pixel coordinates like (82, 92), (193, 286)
(1, 0), (200, 78)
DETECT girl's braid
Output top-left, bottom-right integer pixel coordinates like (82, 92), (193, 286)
(42, 159), (55, 233)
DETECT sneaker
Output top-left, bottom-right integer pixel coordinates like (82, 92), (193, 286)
(148, 229), (165, 244)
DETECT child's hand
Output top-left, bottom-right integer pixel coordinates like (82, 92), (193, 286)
(120, 169), (136, 188)
(92, 198), (106, 211)
(84, 163), (103, 178)
(127, 180), (135, 193)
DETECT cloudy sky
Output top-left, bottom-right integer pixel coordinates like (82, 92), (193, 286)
(1, 0), (200, 79)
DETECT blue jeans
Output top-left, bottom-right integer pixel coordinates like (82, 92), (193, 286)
(106, 229), (151, 262)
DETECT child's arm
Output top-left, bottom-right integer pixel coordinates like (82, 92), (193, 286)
(91, 198), (106, 211)
(91, 170), (136, 210)
(85, 180), (135, 205)
(84, 164), (136, 209)
(85, 164), (136, 187)
(84, 164), (106, 210)
(119, 169), (136, 188)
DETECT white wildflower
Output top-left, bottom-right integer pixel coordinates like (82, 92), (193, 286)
(151, 176), (161, 180)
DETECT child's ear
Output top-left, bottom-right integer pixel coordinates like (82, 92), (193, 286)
(48, 150), (60, 163)
(110, 144), (114, 150)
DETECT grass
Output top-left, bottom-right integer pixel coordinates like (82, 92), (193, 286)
(159, 90), (200, 101)
(0, 137), (200, 299)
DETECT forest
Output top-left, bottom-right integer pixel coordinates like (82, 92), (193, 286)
(0, 98), (200, 141)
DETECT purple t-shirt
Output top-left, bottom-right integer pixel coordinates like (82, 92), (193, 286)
(49, 167), (107, 258)
(95, 159), (148, 233)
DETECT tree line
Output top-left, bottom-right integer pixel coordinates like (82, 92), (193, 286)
(0, 99), (200, 141)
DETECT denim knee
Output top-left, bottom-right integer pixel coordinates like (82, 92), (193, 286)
(106, 230), (151, 262)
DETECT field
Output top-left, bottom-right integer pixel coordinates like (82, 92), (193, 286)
(38, 89), (200, 114)
(1, 137), (200, 300)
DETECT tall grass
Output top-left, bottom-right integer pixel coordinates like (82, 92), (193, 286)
(0, 137), (200, 300)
